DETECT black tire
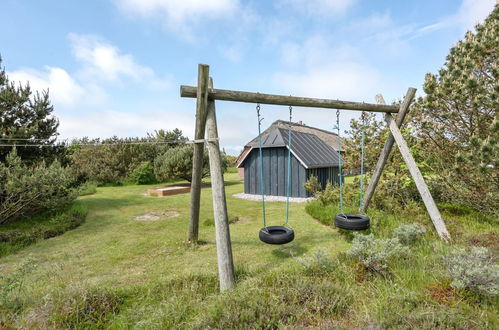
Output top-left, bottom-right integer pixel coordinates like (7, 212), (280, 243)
(334, 214), (370, 230)
(259, 226), (295, 245)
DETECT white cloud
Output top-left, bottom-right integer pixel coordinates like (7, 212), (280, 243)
(408, 0), (495, 39)
(57, 109), (194, 140)
(454, 0), (496, 31)
(8, 66), (91, 108)
(276, 0), (357, 16)
(114, 0), (239, 39)
(69, 34), (170, 87)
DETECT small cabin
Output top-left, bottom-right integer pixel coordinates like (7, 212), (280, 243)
(237, 126), (341, 198)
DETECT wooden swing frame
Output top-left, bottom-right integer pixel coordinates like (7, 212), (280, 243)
(181, 64), (450, 291)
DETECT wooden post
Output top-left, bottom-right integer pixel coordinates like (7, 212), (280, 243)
(360, 88), (417, 212)
(205, 77), (236, 291)
(188, 64), (209, 243)
(385, 114), (451, 240)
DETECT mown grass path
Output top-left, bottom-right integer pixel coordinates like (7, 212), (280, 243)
(0, 172), (347, 295)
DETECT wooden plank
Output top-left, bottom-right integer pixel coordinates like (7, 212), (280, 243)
(205, 77), (236, 291)
(385, 114), (451, 240)
(360, 88), (416, 212)
(188, 64), (209, 243)
(180, 85), (399, 113)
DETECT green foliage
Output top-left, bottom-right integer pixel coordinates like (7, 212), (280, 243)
(411, 6), (499, 214)
(47, 287), (124, 329)
(347, 233), (409, 272)
(195, 272), (353, 329)
(304, 200), (336, 225)
(444, 247), (499, 296)
(0, 257), (36, 312)
(344, 111), (386, 173)
(316, 182), (337, 206)
(0, 57), (61, 163)
(128, 161), (156, 185)
(223, 154), (238, 168)
(303, 175), (321, 196)
(78, 183), (97, 196)
(0, 202), (88, 257)
(298, 249), (336, 276)
(392, 223), (427, 245)
(0, 150), (77, 225)
(69, 129), (187, 185)
(154, 145), (227, 182)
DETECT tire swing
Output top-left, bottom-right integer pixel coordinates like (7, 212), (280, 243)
(256, 104), (295, 245)
(334, 110), (370, 231)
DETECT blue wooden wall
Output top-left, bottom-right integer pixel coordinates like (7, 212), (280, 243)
(243, 147), (339, 198)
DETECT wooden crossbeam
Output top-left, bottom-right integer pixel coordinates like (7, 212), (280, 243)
(180, 85), (399, 113)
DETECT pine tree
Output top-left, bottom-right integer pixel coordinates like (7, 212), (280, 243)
(412, 5), (498, 213)
(0, 57), (60, 163)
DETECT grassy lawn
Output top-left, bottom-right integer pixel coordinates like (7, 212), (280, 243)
(0, 173), (497, 328)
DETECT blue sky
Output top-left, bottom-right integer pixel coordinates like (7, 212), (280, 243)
(1, 0), (496, 155)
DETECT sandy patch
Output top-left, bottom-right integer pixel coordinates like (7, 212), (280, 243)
(133, 210), (180, 221)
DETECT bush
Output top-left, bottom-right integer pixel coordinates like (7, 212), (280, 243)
(298, 249), (336, 276)
(154, 145), (227, 182)
(316, 182), (337, 206)
(0, 150), (77, 225)
(69, 130), (187, 185)
(0, 203), (88, 257)
(195, 272), (352, 328)
(347, 233), (408, 272)
(47, 287), (123, 329)
(392, 223), (426, 244)
(304, 176), (321, 196)
(128, 161), (156, 185)
(78, 183), (97, 196)
(444, 247), (499, 296)
(304, 200), (336, 225)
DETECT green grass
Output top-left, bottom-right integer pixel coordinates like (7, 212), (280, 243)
(78, 183), (98, 196)
(0, 202), (88, 258)
(0, 173), (497, 328)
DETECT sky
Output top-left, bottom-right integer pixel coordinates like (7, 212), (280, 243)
(0, 0), (496, 155)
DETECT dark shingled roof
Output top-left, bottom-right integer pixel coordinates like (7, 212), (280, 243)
(239, 127), (340, 169)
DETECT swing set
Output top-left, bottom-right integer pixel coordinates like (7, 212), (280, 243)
(181, 64), (450, 291)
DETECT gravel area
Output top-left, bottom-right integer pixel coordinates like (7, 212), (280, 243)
(233, 193), (313, 203)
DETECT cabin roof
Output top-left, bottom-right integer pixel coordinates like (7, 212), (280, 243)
(238, 127), (340, 169)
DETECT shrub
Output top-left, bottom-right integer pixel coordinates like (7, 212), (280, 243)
(316, 182), (337, 206)
(444, 247), (499, 296)
(0, 203), (88, 257)
(0, 150), (77, 225)
(78, 183), (97, 196)
(195, 272), (352, 328)
(40, 287), (124, 329)
(347, 233), (408, 272)
(128, 161), (156, 185)
(304, 200), (336, 225)
(392, 223), (426, 244)
(154, 145), (227, 182)
(298, 249), (336, 276)
(304, 175), (321, 195)
(69, 129), (187, 185)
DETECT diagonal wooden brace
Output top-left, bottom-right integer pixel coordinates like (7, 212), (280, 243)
(361, 88), (416, 212)
(385, 114), (451, 240)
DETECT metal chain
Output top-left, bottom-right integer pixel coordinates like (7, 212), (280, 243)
(336, 110), (343, 213)
(285, 106), (293, 226)
(359, 111), (366, 211)
(256, 104), (267, 228)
